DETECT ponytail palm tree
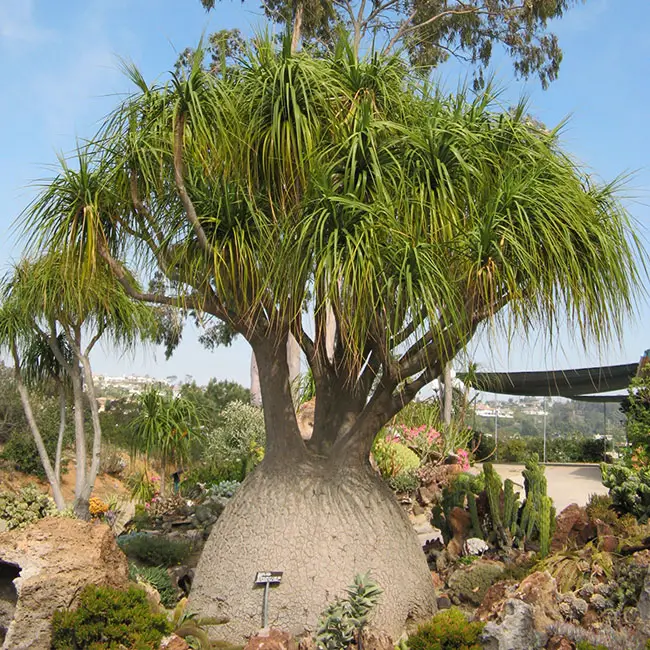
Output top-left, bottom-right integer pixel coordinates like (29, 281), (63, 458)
(0, 253), (157, 517)
(23, 36), (644, 638)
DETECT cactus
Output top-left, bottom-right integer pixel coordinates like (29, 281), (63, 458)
(539, 495), (552, 557)
(503, 479), (518, 532)
(467, 491), (482, 539)
(430, 455), (555, 555)
(483, 463), (502, 528)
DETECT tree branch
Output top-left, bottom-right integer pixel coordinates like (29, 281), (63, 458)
(173, 112), (211, 253)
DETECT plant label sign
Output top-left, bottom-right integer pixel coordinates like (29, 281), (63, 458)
(255, 571), (283, 585)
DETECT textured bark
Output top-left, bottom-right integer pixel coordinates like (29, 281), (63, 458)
(190, 459), (436, 641)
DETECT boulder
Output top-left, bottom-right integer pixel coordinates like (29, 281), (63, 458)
(448, 559), (505, 606)
(447, 507), (472, 558)
(245, 628), (297, 650)
(475, 571), (561, 638)
(0, 517), (129, 650)
(481, 599), (544, 650)
(551, 504), (596, 552)
(160, 634), (191, 650)
(516, 572), (562, 631)
(296, 398), (316, 441)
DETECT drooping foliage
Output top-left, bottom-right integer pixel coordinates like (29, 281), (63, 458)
(22, 35), (643, 465)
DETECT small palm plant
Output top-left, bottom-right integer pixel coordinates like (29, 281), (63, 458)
(130, 386), (202, 495)
(171, 597), (228, 649)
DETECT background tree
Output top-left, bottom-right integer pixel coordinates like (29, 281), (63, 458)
(130, 386), (202, 495)
(0, 252), (157, 517)
(200, 0), (585, 89)
(23, 38), (643, 638)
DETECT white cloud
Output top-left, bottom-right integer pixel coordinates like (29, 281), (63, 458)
(0, 0), (53, 46)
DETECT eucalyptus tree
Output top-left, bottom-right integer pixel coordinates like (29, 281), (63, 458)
(24, 38), (643, 638)
(1, 253), (157, 517)
(199, 0), (586, 89)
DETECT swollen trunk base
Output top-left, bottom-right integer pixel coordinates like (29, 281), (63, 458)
(190, 460), (437, 641)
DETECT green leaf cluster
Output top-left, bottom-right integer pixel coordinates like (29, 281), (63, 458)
(117, 532), (191, 566)
(0, 484), (57, 530)
(316, 573), (382, 650)
(601, 463), (650, 522)
(50, 585), (171, 650)
(406, 608), (484, 650)
(129, 563), (179, 608)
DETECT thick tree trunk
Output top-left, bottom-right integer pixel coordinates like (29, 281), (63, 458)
(190, 458), (436, 641)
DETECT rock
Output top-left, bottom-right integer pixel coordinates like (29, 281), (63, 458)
(637, 567), (650, 621)
(600, 535), (618, 553)
(475, 581), (516, 622)
(448, 560), (505, 606)
(551, 504), (596, 552)
(589, 593), (607, 611)
(160, 634), (191, 650)
(0, 517), (128, 650)
(136, 579), (162, 610)
(245, 628), (297, 650)
(430, 571), (444, 591)
(357, 627), (394, 650)
(546, 635), (573, 650)
(416, 487), (434, 506)
(436, 595), (451, 609)
(412, 503), (425, 516)
(296, 398), (315, 441)
(464, 538), (489, 556)
(516, 572), (562, 631)
(481, 599), (544, 650)
(447, 507), (471, 558)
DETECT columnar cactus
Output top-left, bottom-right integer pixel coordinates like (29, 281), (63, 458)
(539, 494), (552, 557)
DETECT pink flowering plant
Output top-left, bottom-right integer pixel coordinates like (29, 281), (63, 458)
(393, 424), (442, 464)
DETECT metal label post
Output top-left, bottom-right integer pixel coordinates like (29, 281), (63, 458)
(255, 571), (283, 628)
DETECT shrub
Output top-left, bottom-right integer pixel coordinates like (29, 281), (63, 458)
(371, 437), (420, 479)
(316, 573), (382, 650)
(129, 563), (178, 608)
(207, 479), (241, 499)
(388, 469), (419, 493)
(128, 470), (158, 504)
(407, 609), (484, 650)
(1, 431), (52, 478)
(203, 401), (265, 477)
(51, 584), (171, 649)
(0, 484), (57, 529)
(601, 463), (650, 522)
(117, 532), (191, 566)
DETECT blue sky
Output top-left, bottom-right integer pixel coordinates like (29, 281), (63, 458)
(0, 0), (648, 387)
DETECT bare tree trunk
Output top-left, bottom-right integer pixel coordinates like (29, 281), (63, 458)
(251, 335), (301, 407)
(250, 352), (262, 407)
(69, 364), (89, 519)
(291, 1), (304, 53)
(79, 355), (103, 505)
(54, 385), (66, 483)
(10, 345), (66, 510)
(443, 361), (453, 426)
(191, 460), (436, 641)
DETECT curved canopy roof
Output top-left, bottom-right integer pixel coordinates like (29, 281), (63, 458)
(458, 362), (639, 402)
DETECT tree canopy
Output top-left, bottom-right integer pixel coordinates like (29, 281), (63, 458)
(23, 35), (643, 465)
(199, 0), (585, 88)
